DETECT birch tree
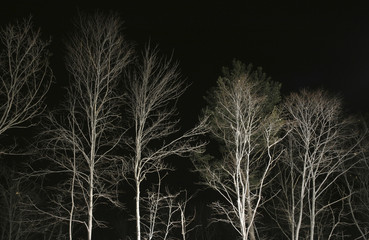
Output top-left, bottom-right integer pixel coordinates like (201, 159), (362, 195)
(141, 171), (180, 240)
(194, 61), (285, 240)
(177, 190), (196, 240)
(141, 170), (196, 240)
(0, 16), (52, 240)
(345, 162), (369, 239)
(35, 12), (131, 240)
(0, 17), (52, 138)
(344, 124), (369, 239)
(125, 47), (207, 240)
(275, 89), (359, 240)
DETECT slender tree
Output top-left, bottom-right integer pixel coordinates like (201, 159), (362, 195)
(0, 16), (53, 240)
(0, 17), (52, 138)
(125, 46), (207, 240)
(194, 60), (285, 240)
(177, 190), (196, 240)
(274, 89), (359, 240)
(344, 121), (369, 239)
(141, 171), (180, 240)
(34, 12), (131, 240)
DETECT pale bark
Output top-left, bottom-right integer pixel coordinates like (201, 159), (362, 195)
(177, 191), (196, 240)
(276, 89), (360, 240)
(136, 181), (141, 240)
(32, 12), (131, 240)
(142, 172), (181, 240)
(126, 46), (207, 240)
(0, 17), (52, 148)
(195, 69), (285, 240)
(344, 133), (369, 239)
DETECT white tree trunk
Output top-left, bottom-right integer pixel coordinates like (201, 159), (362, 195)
(136, 181), (141, 240)
(310, 177), (316, 240)
(88, 168), (94, 240)
(295, 151), (308, 240)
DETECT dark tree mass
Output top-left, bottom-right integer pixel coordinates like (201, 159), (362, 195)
(1, 1), (369, 240)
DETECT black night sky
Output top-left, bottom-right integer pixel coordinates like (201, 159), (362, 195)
(2, 1), (369, 114)
(1, 1), (369, 239)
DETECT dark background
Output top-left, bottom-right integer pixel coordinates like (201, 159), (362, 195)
(1, 1), (369, 238)
(1, 1), (369, 115)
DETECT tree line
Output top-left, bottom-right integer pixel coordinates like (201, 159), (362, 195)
(1, 12), (368, 240)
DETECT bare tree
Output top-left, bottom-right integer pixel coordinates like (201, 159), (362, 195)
(125, 47), (207, 240)
(177, 191), (196, 240)
(0, 16), (54, 240)
(194, 62), (285, 240)
(33, 12), (131, 240)
(141, 171), (180, 240)
(275, 89), (359, 240)
(141, 168), (197, 240)
(344, 125), (369, 239)
(0, 17), (52, 138)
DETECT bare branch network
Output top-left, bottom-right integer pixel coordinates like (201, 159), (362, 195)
(0, 12), (368, 240)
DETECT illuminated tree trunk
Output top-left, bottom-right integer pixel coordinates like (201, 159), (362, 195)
(127, 47), (207, 240)
(194, 61), (284, 240)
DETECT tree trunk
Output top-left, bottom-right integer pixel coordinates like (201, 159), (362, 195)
(69, 140), (76, 240)
(310, 177), (316, 240)
(247, 201), (256, 240)
(136, 181), (141, 240)
(88, 168), (94, 240)
(295, 151), (309, 240)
